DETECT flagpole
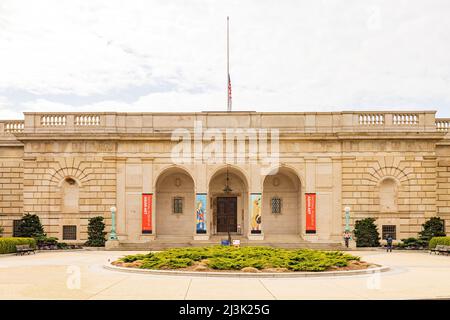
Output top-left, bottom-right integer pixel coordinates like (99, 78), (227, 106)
(227, 16), (231, 112)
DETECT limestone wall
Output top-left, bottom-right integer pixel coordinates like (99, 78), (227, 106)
(0, 146), (24, 236)
(19, 141), (116, 242)
(0, 112), (449, 243)
(437, 144), (450, 233)
(341, 139), (440, 239)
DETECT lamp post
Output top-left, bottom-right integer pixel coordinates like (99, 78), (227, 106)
(344, 206), (351, 232)
(109, 206), (118, 240)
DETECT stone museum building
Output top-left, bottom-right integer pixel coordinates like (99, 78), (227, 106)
(0, 111), (449, 249)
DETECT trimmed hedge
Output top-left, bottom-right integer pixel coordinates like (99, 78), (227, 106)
(119, 246), (361, 272)
(429, 236), (450, 249)
(0, 237), (36, 254)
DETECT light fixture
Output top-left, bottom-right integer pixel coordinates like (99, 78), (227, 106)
(223, 165), (232, 193)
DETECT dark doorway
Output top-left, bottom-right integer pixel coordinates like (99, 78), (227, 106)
(216, 197), (237, 233)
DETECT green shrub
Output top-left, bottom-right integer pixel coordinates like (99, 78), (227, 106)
(16, 214), (45, 238)
(36, 236), (59, 248)
(0, 237), (36, 254)
(0, 226), (4, 237)
(117, 246), (361, 272)
(429, 236), (450, 249)
(85, 216), (107, 247)
(353, 218), (380, 247)
(120, 253), (154, 263)
(398, 237), (428, 249)
(57, 242), (68, 249)
(419, 217), (446, 242)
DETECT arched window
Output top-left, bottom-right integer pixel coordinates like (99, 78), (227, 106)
(379, 178), (398, 212)
(61, 177), (79, 213)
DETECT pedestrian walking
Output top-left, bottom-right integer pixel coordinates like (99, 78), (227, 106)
(386, 235), (393, 252)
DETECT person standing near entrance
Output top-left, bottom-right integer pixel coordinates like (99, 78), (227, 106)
(386, 235), (393, 252)
(343, 231), (351, 248)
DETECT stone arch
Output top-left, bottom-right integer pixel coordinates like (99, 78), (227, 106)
(208, 165), (249, 235)
(262, 166), (302, 236)
(153, 164), (196, 192)
(47, 157), (93, 187)
(208, 164), (249, 190)
(155, 166), (196, 237)
(263, 164), (305, 188)
(57, 175), (83, 188)
(365, 166), (411, 186)
(364, 165), (412, 213)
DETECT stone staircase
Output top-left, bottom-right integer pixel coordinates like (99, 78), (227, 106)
(109, 235), (344, 251)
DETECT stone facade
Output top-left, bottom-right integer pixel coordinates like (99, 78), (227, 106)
(0, 111), (449, 247)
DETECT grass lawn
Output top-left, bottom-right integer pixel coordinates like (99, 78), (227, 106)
(112, 246), (368, 272)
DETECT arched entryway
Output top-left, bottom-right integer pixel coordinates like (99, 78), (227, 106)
(208, 166), (249, 235)
(155, 167), (195, 236)
(262, 167), (302, 236)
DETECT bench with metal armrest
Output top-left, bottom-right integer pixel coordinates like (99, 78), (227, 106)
(15, 244), (36, 255)
(429, 245), (450, 255)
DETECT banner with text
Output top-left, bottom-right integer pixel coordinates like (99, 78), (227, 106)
(142, 193), (153, 234)
(305, 193), (316, 234)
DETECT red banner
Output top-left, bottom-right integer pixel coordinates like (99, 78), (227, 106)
(305, 193), (316, 234)
(142, 193), (153, 234)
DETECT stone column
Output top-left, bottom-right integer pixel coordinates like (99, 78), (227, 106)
(194, 164), (209, 240)
(248, 165), (263, 240)
(303, 157), (318, 241)
(141, 158), (155, 240)
(115, 158), (127, 240)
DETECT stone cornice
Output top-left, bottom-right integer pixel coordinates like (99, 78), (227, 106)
(11, 131), (447, 142)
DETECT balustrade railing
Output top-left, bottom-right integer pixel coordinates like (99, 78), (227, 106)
(358, 113), (384, 126)
(436, 119), (450, 132)
(75, 115), (101, 126)
(4, 121), (24, 133)
(393, 113), (418, 125)
(0, 111), (445, 136)
(40, 115), (66, 126)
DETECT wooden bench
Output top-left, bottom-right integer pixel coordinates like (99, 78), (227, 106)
(15, 244), (36, 255)
(430, 245), (450, 255)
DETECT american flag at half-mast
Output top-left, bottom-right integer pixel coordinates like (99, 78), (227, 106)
(228, 73), (232, 111)
(227, 16), (232, 112)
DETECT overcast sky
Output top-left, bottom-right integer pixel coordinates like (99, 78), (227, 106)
(0, 0), (449, 119)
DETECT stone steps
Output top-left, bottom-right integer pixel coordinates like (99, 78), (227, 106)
(110, 238), (344, 251)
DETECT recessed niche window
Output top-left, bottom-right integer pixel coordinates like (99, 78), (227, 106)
(271, 197), (282, 214)
(173, 197), (184, 214)
(63, 225), (77, 240)
(379, 178), (398, 212)
(382, 225), (396, 240)
(61, 177), (79, 213)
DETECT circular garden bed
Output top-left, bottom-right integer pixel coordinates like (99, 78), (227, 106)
(111, 246), (371, 273)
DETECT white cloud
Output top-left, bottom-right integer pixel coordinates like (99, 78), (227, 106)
(0, 0), (450, 119)
(0, 96), (19, 119)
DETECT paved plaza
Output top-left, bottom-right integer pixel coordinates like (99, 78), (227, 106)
(0, 250), (449, 300)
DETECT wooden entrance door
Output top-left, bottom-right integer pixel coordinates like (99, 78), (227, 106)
(216, 197), (237, 232)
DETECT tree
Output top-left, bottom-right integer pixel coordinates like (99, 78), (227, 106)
(85, 216), (107, 247)
(419, 217), (446, 242)
(16, 213), (45, 238)
(353, 218), (380, 247)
